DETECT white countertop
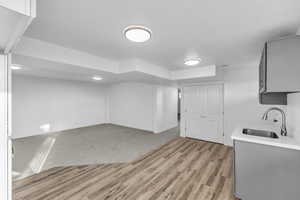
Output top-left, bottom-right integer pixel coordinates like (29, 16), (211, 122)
(231, 121), (300, 151)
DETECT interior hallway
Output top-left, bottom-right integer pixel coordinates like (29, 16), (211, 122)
(13, 124), (179, 179)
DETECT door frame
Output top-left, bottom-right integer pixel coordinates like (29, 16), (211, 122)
(0, 54), (12, 200)
(180, 82), (224, 144)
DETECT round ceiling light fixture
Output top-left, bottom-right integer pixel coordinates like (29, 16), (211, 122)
(11, 64), (23, 70)
(124, 25), (152, 43)
(92, 76), (103, 81)
(184, 58), (202, 66)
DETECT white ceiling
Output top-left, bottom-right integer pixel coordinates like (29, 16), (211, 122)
(23, 0), (300, 70)
(12, 37), (219, 83)
(12, 54), (177, 85)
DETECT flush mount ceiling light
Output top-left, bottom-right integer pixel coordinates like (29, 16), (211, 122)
(124, 26), (152, 43)
(92, 76), (103, 81)
(11, 65), (23, 70)
(184, 58), (202, 66)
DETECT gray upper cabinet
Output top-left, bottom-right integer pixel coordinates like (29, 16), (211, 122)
(259, 43), (267, 94)
(259, 92), (287, 105)
(261, 36), (300, 93)
(259, 36), (300, 105)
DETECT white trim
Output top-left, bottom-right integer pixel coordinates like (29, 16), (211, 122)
(180, 87), (186, 137)
(171, 65), (216, 80)
(26, 0), (36, 17)
(179, 81), (224, 87)
(152, 86), (157, 133)
(0, 54), (11, 200)
(220, 83), (225, 144)
(7, 54), (12, 200)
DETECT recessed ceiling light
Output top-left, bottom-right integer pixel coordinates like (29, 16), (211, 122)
(11, 65), (22, 70)
(184, 58), (202, 66)
(92, 76), (103, 81)
(124, 26), (152, 43)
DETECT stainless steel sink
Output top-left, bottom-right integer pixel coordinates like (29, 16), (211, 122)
(242, 128), (279, 139)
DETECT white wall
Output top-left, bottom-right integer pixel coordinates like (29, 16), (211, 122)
(287, 93), (300, 141)
(180, 63), (286, 146)
(154, 86), (178, 133)
(109, 82), (178, 133)
(13, 77), (178, 138)
(12, 75), (109, 138)
(223, 64), (286, 145)
(109, 82), (155, 131)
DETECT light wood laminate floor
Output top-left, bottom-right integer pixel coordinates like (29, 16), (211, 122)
(13, 138), (237, 200)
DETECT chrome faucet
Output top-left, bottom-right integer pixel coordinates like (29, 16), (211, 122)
(262, 107), (287, 136)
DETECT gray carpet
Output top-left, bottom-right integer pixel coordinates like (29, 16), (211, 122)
(13, 124), (179, 179)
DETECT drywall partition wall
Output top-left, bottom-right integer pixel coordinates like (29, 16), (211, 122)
(223, 65), (286, 146)
(287, 93), (300, 141)
(108, 82), (178, 133)
(12, 75), (108, 138)
(108, 82), (155, 132)
(153, 86), (178, 133)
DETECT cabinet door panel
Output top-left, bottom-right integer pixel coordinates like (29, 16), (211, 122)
(235, 141), (300, 200)
(259, 44), (267, 93)
(267, 37), (300, 92)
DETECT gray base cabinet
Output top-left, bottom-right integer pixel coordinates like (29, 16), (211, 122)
(234, 140), (300, 200)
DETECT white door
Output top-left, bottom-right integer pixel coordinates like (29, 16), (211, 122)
(183, 84), (223, 143)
